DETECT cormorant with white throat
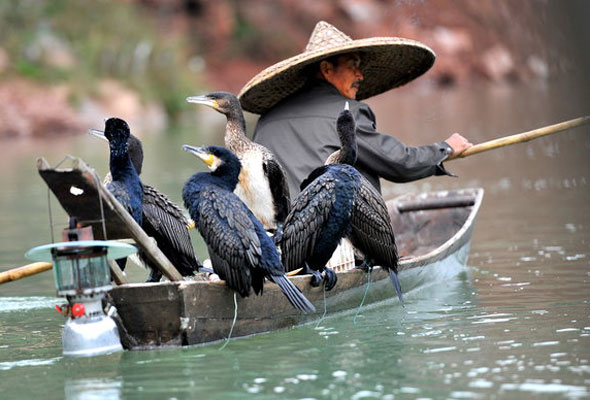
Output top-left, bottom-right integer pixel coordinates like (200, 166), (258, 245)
(90, 122), (201, 282)
(186, 91), (291, 232)
(182, 144), (315, 313)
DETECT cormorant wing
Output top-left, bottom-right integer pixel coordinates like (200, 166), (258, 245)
(262, 155), (291, 223)
(281, 173), (337, 271)
(350, 176), (398, 267)
(196, 189), (263, 296)
(299, 165), (330, 192)
(142, 184), (199, 275)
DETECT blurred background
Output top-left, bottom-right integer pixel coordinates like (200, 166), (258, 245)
(0, 0), (588, 137)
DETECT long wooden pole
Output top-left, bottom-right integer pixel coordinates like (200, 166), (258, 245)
(0, 260), (129, 285)
(0, 262), (53, 284)
(452, 115), (590, 160)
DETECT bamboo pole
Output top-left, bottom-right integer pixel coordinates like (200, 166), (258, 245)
(452, 115), (590, 160)
(0, 260), (129, 286)
(0, 262), (53, 284)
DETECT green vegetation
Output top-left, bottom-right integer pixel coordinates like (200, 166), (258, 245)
(0, 0), (202, 120)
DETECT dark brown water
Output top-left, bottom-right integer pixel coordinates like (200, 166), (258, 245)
(1, 80), (589, 399)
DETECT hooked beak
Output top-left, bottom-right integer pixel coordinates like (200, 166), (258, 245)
(186, 95), (219, 111)
(182, 145), (215, 167)
(88, 128), (108, 142)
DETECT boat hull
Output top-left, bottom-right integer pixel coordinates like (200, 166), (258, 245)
(108, 188), (484, 349)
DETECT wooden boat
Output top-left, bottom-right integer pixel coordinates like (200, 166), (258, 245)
(108, 187), (483, 349)
(37, 156), (483, 349)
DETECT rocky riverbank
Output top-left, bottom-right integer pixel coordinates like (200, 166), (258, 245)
(0, 0), (587, 138)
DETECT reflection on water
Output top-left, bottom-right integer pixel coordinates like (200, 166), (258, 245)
(1, 81), (589, 399)
(65, 378), (122, 400)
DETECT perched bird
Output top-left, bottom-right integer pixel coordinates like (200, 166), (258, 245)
(90, 123), (201, 282)
(182, 144), (315, 313)
(186, 91), (290, 232)
(101, 118), (144, 272)
(324, 105), (403, 302)
(277, 106), (364, 291)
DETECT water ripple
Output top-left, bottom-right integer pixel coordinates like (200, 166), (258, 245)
(0, 357), (61, 371)
(500, 382), (589, 398)
(0, 296), (57, 313)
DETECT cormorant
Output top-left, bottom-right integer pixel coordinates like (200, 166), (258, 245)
(324, 105), (403, 302)
(182, 144), (315, 313)
(277, 107), (364, 291)
(101, 118), (144, 273)
(90, 122), (201, 282)
(186, 91), (291, 232)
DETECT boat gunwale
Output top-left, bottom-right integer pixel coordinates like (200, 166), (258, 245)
(112, 187), (484, 290)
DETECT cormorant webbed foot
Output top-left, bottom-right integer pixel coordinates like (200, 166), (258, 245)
(323, 268), (337, 291)
(303, 264), (323, 287)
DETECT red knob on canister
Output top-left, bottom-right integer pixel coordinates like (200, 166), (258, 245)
(71, 303), (85, 317)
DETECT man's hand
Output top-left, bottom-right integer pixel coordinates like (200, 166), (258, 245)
(445, 133), (473, 159)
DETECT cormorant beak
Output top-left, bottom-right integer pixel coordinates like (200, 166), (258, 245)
(88, 128), (108, 142)
(186, 95), (219, 111)
(182, 145), (216, 168)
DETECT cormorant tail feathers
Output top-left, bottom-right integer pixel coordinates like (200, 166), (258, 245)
(269, 275), (316, 313)
(388, 269), (404, 305)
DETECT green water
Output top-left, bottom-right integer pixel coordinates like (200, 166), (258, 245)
(1, 82), (589, 399)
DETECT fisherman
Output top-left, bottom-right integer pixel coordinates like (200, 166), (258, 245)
(239, 21), (473, 196)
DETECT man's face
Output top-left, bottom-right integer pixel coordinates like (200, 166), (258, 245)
(321, 53), (364, 99)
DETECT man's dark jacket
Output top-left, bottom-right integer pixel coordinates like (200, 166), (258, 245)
(252, 80), (452, 196)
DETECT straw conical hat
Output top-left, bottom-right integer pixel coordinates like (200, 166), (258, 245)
(238, 21), (435, 114)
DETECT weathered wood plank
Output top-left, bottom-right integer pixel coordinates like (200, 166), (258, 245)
(37, 156), (183, 282)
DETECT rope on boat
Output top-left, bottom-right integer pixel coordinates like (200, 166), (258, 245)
(353, 268), (372, 325)
(46, 156), (73, 242)
(315, 284), (328, 328)
(46, 187), (55, 243)
(92, 172), (108, 240)
(219, 292), (238, 351)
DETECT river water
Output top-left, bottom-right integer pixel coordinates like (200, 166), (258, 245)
(1, 79), (589, 399)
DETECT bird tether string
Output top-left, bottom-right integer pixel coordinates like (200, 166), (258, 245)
(46, 155), (74, 243)
(219, 292), (238, 351)
(353, 268), (372, 324)
(46, 187), (55, 244)
(91, 171), (108, 240)
(315, 284), (328, 328)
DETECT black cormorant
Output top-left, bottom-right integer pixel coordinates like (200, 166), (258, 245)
(324, 105), (403, 302)
(90, 122), (201, 282)
(186, 91), (290, 232)
(277, 107), (364, 291)
(182, 144), (315, 313)
(101, 118), (144, 275)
